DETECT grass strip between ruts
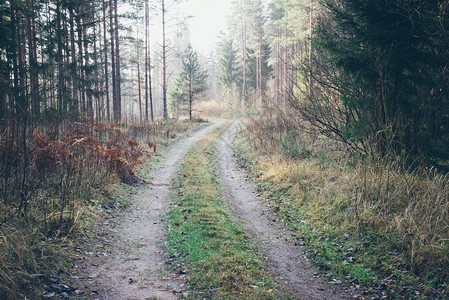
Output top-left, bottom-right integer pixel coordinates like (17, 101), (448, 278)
(167, 127), (291, 299)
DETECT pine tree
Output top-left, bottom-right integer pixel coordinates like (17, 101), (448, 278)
(309, 0), (449, 158)
(218, 38), (241, 90)
(178, 45), (208, 120)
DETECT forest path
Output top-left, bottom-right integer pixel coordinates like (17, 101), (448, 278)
(217, 122), (349, 300)
(73, 121), (222, 300)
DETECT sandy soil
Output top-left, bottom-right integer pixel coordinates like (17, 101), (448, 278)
(72, 122), (222, 300)
(217, 122), (350, 300)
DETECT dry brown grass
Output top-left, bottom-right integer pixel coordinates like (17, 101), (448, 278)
(195, 100), (229, 119)
(242, 111), (449, 289)
(0, 120), (201, 299)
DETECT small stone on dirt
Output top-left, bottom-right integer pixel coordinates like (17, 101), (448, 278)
(49, 275), (61, 283)
(250, 285), (259, 289)
(43, 292), (55, 298)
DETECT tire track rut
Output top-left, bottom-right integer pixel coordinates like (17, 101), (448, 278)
(74, 121), (222, 300)
(217, 122), (349, 300)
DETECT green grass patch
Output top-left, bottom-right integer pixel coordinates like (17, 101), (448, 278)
(167, 129), (291, 299)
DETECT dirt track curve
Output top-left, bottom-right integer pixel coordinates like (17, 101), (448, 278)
(217, 122), (349, 300)
(73, 121), (222, 300)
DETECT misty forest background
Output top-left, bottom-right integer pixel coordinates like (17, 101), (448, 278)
(2, 0), (449, 157)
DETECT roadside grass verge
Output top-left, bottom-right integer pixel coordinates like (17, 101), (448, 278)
(235, 113), (449, 299)
(167, 126), (290, 299)
(0, 119), (202, 299)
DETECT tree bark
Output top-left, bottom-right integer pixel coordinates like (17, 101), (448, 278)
(69, 8), (79, 119)
(162, 0), (168, 120)
(242, 8), (247, 107)
(102, 0), (110, 122)
(76, 5), (86, 115)
(308, 0), (313, 98)
(109, 0), (118, 121)
(137, 39), (142, 122)
(26, 0), (39, 117)
(114, 0), (122, 121)
(82, 3), (93, 118)
(57, 0), (65, 117)
(94, 21), (101, 122)
(145, 0), (149, 122)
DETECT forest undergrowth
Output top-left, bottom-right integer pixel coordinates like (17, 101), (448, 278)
(0, 118), (203, 299)
(237, 111), (449, 299)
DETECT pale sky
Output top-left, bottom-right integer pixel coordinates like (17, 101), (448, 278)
(179, 0), (234, 55)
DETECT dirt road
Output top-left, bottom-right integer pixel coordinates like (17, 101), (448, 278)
(217, 122), (349, 300)
(73, 122), (222, 300)
(73, 120), (348, 299)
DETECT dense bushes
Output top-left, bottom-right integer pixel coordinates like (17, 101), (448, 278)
(0, 120), (150, 226)
(0, 119), (151, 298)
(296, 0), (449, 161)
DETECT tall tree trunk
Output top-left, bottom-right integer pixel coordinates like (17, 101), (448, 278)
(189, 96), (192, 120)
(137, 39), (142, 122)
(149, 44), (154, 121)
(69, 8), (79, 119)
(57, 0), (65, 117)
(274, 30), (278, 106)
(76, 5), (86, 115)
(149, 38), (154, 121)
(308, 0), (313, 97)
(284, 29), (288, 101)
(102, 0), (110, 122)
(256, 54), (259, 100)
(258, 40), (262, 101)
(94, 21), (101, 122)
(63, 9), (70, 113)
(188, 79), (192, 120)
(241, 9), (247, 107)
(10, 0), (20, 119)
(144, 0), (149, 122)
(162, 0), (168, 120)
(82, 3), (93, 118)
(26, 0), (39, 117)
(114, 0), (121, 121)
(145, 0), (154, 122)
(13, 0), (30, 217)
(109, 0), (118, 121)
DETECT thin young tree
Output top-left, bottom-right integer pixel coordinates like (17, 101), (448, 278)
(26, 0), (39, 117)
(114, 0), (122, 121)
(136, 29), (143, 122)
(179, 45), (208, 120)
(161, 0), (167, 119)
(156, 0), (182, 120)
(109, 0), (118, 121)
(144, 0), (154, 121)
